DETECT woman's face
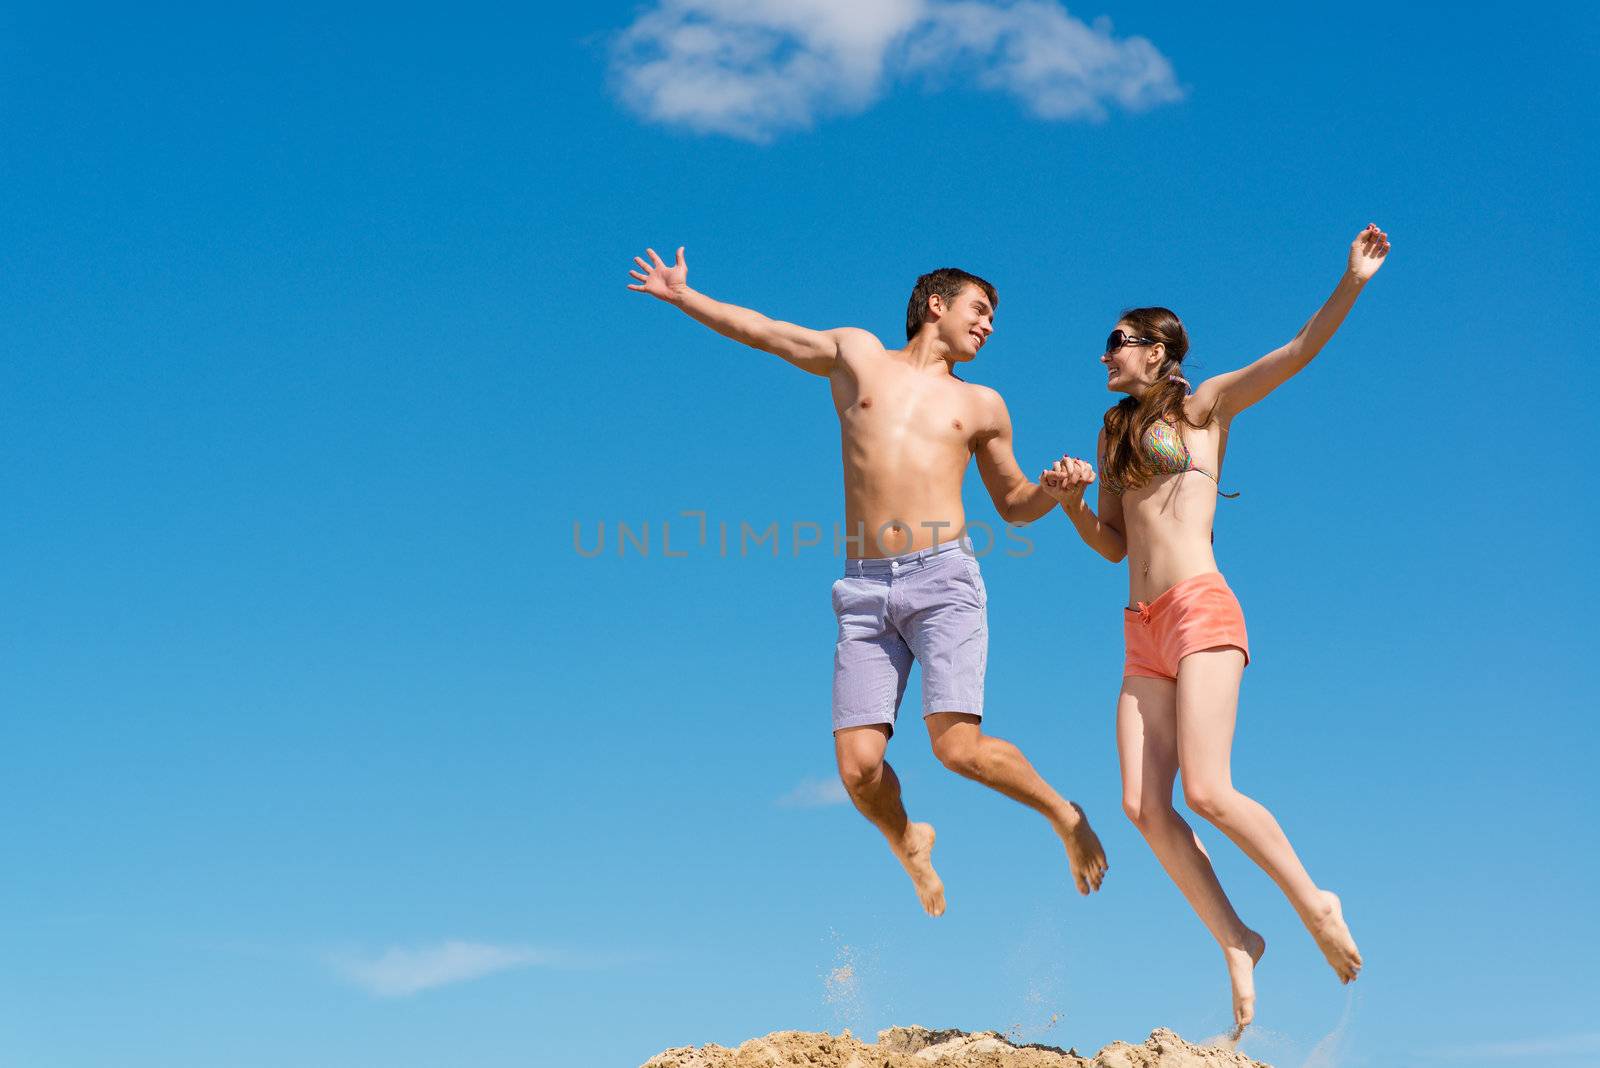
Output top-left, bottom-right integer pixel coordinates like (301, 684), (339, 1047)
(1101, 321), (1165, 394)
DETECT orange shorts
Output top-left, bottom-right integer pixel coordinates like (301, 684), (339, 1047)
(1123, 572), (1250, 681)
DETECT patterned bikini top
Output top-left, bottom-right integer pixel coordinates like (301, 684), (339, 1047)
(1102, 419), (1237, 498)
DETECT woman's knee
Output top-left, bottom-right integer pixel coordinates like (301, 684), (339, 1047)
(1182, 781), (1234, 822)
(1124, 794), (1176, 831)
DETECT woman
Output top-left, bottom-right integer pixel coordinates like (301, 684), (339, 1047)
(1039, 224), (1390, 1035)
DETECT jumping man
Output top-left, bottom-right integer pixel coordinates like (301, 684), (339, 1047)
(628, 246), (1107, 914)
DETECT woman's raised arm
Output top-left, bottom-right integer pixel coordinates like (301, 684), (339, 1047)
(1192, 224), (1391, 422)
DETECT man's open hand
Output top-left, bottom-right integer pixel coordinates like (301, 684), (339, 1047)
(627, 246), (688, 302)
(1039, 455), (1096, 504)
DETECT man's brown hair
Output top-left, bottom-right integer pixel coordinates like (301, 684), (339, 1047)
(905, 268), (998, 341)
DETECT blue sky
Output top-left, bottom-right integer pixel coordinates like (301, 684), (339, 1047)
(2, 3), (1596, 1066)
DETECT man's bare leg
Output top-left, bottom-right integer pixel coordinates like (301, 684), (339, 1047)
(834, 724), (945, 916)
(924, 712), (1108, 894)
(1176, 649), (1362, 984)
(1120, 677), (1265, 1036)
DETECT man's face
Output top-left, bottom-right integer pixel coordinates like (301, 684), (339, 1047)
(932, 283), (995, 361)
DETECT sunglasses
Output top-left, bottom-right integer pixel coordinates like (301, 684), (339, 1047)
(1105, 329), (1158, 354)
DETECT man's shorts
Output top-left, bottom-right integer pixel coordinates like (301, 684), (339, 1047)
(831, 539), (987, 734)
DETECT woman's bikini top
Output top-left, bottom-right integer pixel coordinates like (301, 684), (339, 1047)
(1102, 419), (1237, 497)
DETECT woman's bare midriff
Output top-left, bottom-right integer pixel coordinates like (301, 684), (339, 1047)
(1120, 470), (1225, 606)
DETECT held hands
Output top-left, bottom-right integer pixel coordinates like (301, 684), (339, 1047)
(627, 246), (689, 303)
(1039, 455), (1096, 504)
(1348, 224), (1391, 283)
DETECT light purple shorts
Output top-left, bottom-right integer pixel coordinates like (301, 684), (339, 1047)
(831, 540), (987, 734)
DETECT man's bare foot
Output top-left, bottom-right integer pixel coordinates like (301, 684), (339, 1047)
(1224, 928), (1267, 1039)
(893, 822), (945, 916)
(1305, 890), (1361, 982)
(1052, 803), (1108, 894)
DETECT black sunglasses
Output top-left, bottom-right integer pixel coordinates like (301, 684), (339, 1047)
(1105, 329), (1158, 354)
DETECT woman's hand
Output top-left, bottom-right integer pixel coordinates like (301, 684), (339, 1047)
(1348, 224), (1391, 283)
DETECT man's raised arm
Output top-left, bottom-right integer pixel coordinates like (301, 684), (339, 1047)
(628, 246), (857, 377)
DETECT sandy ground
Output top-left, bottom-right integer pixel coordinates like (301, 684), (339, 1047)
(643, 1025), (1271, 1067)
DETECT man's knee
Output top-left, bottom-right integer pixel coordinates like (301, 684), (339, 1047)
(837, 755), (884, 795)
(932, 734), (983, 779)
(835, 735), (889, 796)
(834, 724), (890, 793)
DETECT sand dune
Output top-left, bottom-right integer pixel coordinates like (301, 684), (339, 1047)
(643, 1025), (1270, 1067)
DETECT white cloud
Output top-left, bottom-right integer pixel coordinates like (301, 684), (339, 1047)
(329, 941), (546, 997)
(610, 0), (1182, 141)
(777, 775), (850, 808)
(1430, 1033), (1600, 1060)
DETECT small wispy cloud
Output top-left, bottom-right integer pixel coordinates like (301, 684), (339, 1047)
(329, 941), (546, 997)
(777, 775), (850, 808)
(610, 0), (1183, 142)
(1429, 1032), (1600, 1060)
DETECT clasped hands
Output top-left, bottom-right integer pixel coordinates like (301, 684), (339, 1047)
(1039, 455), (1097, 504)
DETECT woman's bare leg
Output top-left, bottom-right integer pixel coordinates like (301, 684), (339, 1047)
(1174, 648), (1362, 983)
(1119, 677), (1265, 1034)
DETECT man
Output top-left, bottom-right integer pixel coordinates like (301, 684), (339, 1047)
(628, 246), (1107, 914)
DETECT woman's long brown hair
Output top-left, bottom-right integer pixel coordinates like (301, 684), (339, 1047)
(1100, 307), (1217, 493)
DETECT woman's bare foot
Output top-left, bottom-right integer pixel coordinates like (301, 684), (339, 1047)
(1304, 890), (1361, 982)
(893, 822), (945, 916)
(1051, 802), (1109, 894)
(1224, 928), (1267, 1038)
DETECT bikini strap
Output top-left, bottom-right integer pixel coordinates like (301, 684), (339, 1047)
(1192, 465), (1240, 500)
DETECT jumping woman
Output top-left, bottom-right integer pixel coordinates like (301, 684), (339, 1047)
(1039, 224), (1390, 1035)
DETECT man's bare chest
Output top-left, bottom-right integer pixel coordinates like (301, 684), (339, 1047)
(837, 385), (980, 449)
